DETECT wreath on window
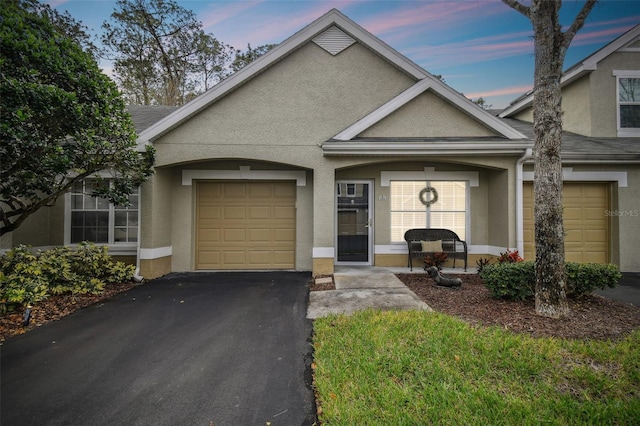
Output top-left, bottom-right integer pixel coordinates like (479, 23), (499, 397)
(419, 186), (438, 206)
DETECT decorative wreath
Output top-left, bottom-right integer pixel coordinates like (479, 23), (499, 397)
(419, 186), (438, 206)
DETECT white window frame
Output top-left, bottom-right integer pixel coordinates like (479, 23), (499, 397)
(389, 180), (469, 244)
(64, 178), (140, 254)
(613, 70), (640, 137)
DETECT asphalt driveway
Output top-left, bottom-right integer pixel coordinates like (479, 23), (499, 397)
(1, 272), (316, 426)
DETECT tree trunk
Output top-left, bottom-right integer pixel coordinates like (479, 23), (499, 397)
(531, 0), (569, 318)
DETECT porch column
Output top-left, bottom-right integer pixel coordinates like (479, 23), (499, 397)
(138, 169), (173, 279)
(312, 166), (335, 276)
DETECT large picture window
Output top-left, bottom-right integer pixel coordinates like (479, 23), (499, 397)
(390, 181), (467, 243)
(69, 179), (138, 245)
(617, 75), (640, 134)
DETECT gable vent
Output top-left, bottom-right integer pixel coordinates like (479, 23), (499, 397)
(312, 26), (356, 55)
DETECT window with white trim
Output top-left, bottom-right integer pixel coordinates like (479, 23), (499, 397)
(390, 181), (467, 243)
(69, 179), (138, 244)
(618, 76), (640, 133)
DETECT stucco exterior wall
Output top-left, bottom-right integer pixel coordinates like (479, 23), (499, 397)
(561, 75), (592, 136)
(513, 106), (533, 123)
(588, 51), (638, 137)
(360, 91), (498, 137)
(152, 42), (415, 167)
(5, 199), (65, 248)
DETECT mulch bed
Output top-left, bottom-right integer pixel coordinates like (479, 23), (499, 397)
(311, 273), (640, 341)
(0, 280), (138, 342)
(3, 274), (639, 342)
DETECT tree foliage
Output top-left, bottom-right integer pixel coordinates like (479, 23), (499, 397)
(0, 0), (155, 236)
(502, 0), (597, 318)
(231, 43), (277, 73)
(101, 0), (274, 106)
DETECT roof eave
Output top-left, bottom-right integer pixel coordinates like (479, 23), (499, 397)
(135, 9), (433, 146)
(322, 141), (532, 156)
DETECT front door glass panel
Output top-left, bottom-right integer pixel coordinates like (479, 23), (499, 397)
(337, 182), (370, 262)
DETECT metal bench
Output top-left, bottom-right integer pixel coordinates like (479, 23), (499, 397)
(404, 228), (468, 271)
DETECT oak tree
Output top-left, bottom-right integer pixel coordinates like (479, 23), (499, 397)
(502, 0), (597, 318)
(0, 0), (154, 236)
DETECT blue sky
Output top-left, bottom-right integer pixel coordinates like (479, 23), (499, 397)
(48, 0), (640, 108)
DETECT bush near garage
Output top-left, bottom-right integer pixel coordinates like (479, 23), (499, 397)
(0, 243), (135, 313)
(481, 261), (621, 301)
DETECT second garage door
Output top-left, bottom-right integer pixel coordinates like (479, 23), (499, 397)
(523, 182), (610, 263)
(196, 182), (296, 270)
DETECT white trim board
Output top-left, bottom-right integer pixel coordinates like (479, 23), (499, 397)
(381, 167), (480, 187)
(313, 247), (335, 258)
(182, 167), (307, 186)
(522, 168), (627, 187)
(333, 79), (526, 141)
(139, 246), (172, 260)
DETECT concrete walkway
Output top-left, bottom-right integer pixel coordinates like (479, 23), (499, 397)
(306, 267), (640, 319)
(307, 266), (435, 319)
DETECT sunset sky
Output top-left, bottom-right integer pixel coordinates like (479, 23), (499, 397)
(49, 0), (640, 108)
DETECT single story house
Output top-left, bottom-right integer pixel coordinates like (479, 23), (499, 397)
(2, 10), (639, 278)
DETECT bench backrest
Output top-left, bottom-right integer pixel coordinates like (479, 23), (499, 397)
(404, 228), (463, 243)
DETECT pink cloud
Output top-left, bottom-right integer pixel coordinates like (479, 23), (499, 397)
(361, 0), (510, 45)
(465, 84), (533, 99)
(200, 1), (264, 31)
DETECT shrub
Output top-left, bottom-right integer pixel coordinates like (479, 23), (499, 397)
(475, 257), (492, 273)
(565, 262), (621, 297)
(480, 261), (621, 301)
(497, 249), (523, 263)
(0, 243), (135, 312)
(0, 245), (50, 313)
(424, 252), (448, 270)
(480, 261), (535, 300)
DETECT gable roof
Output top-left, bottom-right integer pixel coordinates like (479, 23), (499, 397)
(500, 24), (640, 118)
(136, 8), (525, 150)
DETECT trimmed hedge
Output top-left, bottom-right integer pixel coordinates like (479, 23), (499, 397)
(480, 261), (621, 301)
(0, 243), (135, 313)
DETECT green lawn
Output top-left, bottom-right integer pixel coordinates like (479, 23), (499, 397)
(313, 310), (640, 425)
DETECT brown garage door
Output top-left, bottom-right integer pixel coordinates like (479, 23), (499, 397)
(523, 182), (609, 263)
(196, 182), (296, 270)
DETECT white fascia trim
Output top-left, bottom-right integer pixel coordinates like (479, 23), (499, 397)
(136, 9), (430, 150)
(613, 70), (640, 77)
(380, 168), (479, 187)
(182, 167), (307, 186)
(313, 247), (335, 258)
(523, 167), (627, 187)
(322, 142), (532, 156)
(501, 25), (640, 119)
(139, 246), (172, 260)
(334, 80), (525, 141)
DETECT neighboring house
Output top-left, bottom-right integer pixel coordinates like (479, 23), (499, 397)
(500, 23), (640, 273)
(2, 10), (638, 278)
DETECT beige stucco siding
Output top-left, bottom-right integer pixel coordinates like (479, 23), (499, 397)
(614, 166), (640, 272)
(588, 51), (638, 137)
(561, 76), (592, 136)
(360, 90), (499, 137)
(4, 199), (65, 248)
(513, 106), (533, 123)
(153, 42), (416, 167)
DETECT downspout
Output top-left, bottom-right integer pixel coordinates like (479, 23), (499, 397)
(516, 148), (533, 257)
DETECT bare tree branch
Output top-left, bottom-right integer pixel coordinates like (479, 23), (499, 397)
(563, 0), (598, 49)
(502, 0), (531, 18)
